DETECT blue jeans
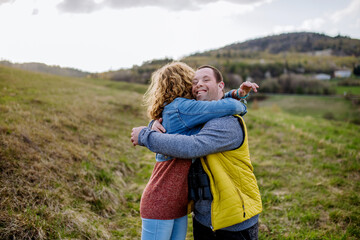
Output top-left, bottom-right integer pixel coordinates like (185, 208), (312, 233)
(141, 215), (188, 240)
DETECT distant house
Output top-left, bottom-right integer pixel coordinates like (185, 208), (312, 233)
(314, 49), (332, 56)
(315, 73), (331, 80)
(307, 49), (332, 56)
(334, 69), (352, 78)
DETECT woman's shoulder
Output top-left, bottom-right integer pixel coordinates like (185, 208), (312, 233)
(173, 97), (195, 103)
(165, 97), (195, 108)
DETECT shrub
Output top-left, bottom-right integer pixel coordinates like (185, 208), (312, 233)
(353, 65), (360, 76)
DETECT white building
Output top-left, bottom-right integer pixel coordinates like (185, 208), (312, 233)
(334, 69), (352, 78)
(315, 73), (331, 80)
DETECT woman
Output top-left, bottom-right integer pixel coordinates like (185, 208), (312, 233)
(136, 62), (248, 240)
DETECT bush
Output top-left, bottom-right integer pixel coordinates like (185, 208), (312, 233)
(338, 78), (360, 86)
(353, 65), (360, 76)
(323, 112), (335, 120)
(261, 78), (281, 93)
(259, 74), (335, 95)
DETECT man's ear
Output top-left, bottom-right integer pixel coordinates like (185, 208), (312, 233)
(218, 81), (224, 91)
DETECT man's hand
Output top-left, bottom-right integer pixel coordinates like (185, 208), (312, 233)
(131, 126), (146, 146)
(152, 118), (166, 133)
(239, 81), (259, 96)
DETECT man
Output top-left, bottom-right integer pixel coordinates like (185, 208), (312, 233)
(131, 66), (262, 240)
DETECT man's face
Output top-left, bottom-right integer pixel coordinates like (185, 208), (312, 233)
(192, 68), (224, 101)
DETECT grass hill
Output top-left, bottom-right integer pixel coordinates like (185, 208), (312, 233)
(0, 60), (90, 78)
(0, 66), (150, 239)
(0, 66), (359, 239)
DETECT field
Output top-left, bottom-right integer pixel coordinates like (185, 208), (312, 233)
(253, 94), (359, 122)
(0, 65), (359, 239)
(335, 86), (360, 95)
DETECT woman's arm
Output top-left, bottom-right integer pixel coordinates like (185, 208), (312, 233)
(177, 81), (258, 128)
(177, 98), (247, 129)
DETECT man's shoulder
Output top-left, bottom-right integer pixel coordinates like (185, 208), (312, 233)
(202, 116), (244, 146)
(205, 115), (241, 128)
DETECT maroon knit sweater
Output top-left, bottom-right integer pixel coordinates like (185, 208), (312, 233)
(140, 158), (192, 219)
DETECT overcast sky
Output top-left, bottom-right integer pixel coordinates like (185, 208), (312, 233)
(1, 0), (359, 72)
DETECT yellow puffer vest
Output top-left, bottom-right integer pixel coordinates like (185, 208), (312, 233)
(200, 115), (262, 231)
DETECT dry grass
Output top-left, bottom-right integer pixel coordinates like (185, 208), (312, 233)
(246, 107), (360, 239)
(0, 66), (150, 239)
(1, 65), (359, 239)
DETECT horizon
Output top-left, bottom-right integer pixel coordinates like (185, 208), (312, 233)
(2, 31), (358, 74)
(1, 0), (359, 72)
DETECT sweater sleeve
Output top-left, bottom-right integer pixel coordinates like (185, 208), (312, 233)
(138, 116), (243, 159)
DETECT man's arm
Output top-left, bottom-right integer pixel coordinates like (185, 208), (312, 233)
(225, 81), (259, 99)
(137, 116), (243, 159)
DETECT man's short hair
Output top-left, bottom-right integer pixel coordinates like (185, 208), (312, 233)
(197, 65), (223, 83)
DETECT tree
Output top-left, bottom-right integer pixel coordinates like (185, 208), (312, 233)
(353, 65), (360, 76)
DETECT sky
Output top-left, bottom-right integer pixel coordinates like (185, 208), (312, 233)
(0, 0), (359, 73)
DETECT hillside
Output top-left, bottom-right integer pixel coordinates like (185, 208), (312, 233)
(0, 66), (150, 239)
(205, 32), (360, 56)
(0, 60), (90, 78)
(96, 32), (360, 88)
(0, 66), (359, 239)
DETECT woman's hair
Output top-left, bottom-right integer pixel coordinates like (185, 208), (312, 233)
(143, 62), (195, 120)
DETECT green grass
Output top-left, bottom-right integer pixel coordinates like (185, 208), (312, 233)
(253, 94), (359, 123)
(335, 86), (360, 95)
(1, 65), (359, 239)
(0, 66), (150, 239)
(245, 107), (360, 239)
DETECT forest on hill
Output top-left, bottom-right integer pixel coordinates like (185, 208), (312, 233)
(202, 32), (360, 56)
(92, 32), (360, 95)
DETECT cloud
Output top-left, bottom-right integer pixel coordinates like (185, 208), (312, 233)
(273, 25), (296, 34)
(272, 17), (325, 35)
(32, 8), (39, 15)
(0, 0), (15, 5)
(331, 0), (360, 23)
(300, 18), (325, 30)
(57, 0), (104, 13)
(56, 0), (270, 13)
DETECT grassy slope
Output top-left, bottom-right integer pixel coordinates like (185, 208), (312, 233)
(335, 86), (360, 95)
(0, 66), (152, 239)
(1, 66), (359, 239)
(254, 94), (360, 122)
(247, 108), (359, 239)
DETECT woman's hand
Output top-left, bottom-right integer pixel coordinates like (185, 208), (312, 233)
(152, 118), (166, 133)
(131, 126), (146, 146)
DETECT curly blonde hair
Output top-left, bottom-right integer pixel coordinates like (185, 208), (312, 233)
(143, 62), (195, 120)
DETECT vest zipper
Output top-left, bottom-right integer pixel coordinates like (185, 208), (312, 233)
(236, 188), (246, 218)
(203, 156), (216, 232)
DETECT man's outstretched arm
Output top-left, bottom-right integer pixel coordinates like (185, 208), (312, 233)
(132, 116), (243, 159)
